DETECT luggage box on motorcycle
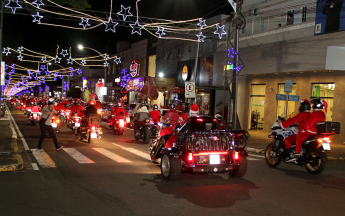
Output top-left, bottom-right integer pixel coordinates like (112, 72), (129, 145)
(317, 122), (340, 134)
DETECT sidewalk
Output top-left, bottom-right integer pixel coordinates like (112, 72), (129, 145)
(246, 130), (345, 161)
(0, 109), (24, 172)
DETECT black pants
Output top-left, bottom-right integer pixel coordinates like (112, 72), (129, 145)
(134, 120), (142, 134)
(38, 124), (59, 149)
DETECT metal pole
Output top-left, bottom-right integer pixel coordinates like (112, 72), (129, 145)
(0, 1), (4, 112)
(223, 21), (230, 122)
(285, 92), (289, 118)
(193, 42), (200, 103)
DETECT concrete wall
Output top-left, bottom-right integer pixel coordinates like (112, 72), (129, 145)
(244, 71), (345, 144)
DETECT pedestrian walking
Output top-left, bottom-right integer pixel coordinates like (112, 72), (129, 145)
(37, 102), (63, 150)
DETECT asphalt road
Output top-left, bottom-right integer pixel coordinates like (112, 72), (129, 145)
(1, 107), (345, 216)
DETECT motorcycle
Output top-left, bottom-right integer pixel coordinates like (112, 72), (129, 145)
(58, 109), (66, 126)
(217, 121), (249, 148)
(150, 119), (160, 137)
(51, 115), (61, 132)
(265, 117), (340, 175)
(134, 119), (151, 144)
(76, 115), (103, 144)
(29, 112), (41, 126)
(71, 115), (82, 135)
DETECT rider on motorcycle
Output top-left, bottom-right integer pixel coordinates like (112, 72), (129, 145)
(31, 103), (42, 113)
(149, 104), (161, 123)
(109, 103), (128, 127)
(167, 103), (179, 115)
(134, 104), (150, 136)
(281, 99), (311, 162)
(306, 99), (327, 135)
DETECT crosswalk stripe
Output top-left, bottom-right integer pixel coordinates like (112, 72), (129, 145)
(93, 148), (132, 163)
(247, 157), (259, 161)
(31, 149), (56, 168)
(63, 148), (95, 164)
(112, 143), (151, 161)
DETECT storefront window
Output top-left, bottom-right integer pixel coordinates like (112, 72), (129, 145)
(250, 84), (266, 129)
(311, 83), (335, 121)
(277, 83), (297, 119)
(196, 93), (211, 115)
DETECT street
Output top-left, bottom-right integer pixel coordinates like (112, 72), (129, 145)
(0, 107), (344, 216)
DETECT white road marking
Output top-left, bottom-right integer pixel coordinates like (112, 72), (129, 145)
(30, 149), (56, 168)
(63, 148), (95, 164)
(93, 148), (131, 163)
(112, 143), (151, 161)
(248, 154), (264, 158)
(31, 163), (40, 170)
(247, 157), (259, 161)
(8, 110), (29, 150)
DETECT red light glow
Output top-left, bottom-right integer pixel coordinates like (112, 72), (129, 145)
(195, 152), (228, 155)
(197, 118), (203, 122)
(234, 152), (239, 160)
(188, 153), (193, 161)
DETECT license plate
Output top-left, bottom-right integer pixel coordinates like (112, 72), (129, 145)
(322, 142), (331, 150)
(52, 123), (57, 128)
(33, 114), (37, 118)
(75, 123), (80, 127)
(91, 133), (97, 138)
(209, 154), (220, 164)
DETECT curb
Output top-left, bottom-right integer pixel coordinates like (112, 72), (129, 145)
(245, 147), (345, 162)
(0, 108), (24, 172)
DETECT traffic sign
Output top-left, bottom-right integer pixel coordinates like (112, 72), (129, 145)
(288, 95), (300, 102)
(276, 94), (287, 101)
(185, 81), (195, 98)
(284, 80), (293, 93)
(228, 0), (237, 12)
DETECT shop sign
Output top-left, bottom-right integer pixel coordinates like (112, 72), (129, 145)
(115, 77), (121, 83)
(185, 81), (196, 98)
(276, 94), (287, 101)
(130, 60), (140, 77)
(182, 65), (188, 81)
(288, 95), (300, 102)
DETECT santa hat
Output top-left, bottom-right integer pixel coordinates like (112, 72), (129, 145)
(300, 99), (311, 105)
(189, 104), (199, 116)
(322, 99), (328, 114)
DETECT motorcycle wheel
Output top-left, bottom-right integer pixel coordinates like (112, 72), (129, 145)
(305, 148), (327, 175)
(134, 130), (140, 141)
(235, 137), (247, 148)
(265, 143), (282, 167)
(74, 128), (78, 135)
(144, 127), (151, 144)
(88, 132), (95, 144)
(161, 152), (181, 181)
(60, 116), (64, 126)
(118, 128), (124, 135)
(228, 155), (247, 178)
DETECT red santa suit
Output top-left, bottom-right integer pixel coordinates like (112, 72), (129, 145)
(282, 111), (311, 153)
(167, 109), (179, 115)
(149, 109), (161, 123)
(57, 103), (65, 111)
(306, 110), (326, 135)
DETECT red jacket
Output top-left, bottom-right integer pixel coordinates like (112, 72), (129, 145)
(179, 113), (188, 122)
(77, 105), (84, 114)
(149, 110), (161, 123)
(281, 111), (311, 133)
(167, 109), (179, 115)
(306, 110), (326, 134)
(70, 105), (78, 114)
(57, 103), (65, 111)
(115, 107), (127, 119)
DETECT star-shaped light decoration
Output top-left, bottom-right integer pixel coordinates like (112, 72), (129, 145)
(104, 17), (119, 33)
(60, 49), (69, 57)
(54, 72), (58, 77)
(155, 27), (166, 38)
(27, 70), (31, 75)
(54, 78), (57, 81)
(32, 12), (43, 23)
(32, 0), (44, 8)
(214, 24), (227, 39)
(67, 56), (74, 64)
(130, 20), (144, 35)
(114, 57), (121, 65)
(45, 70), (50, 75)
(81, 60), (87, 65)
(59, 75), (63, 79)
(41, 56), (47, 62)
(54, 56), (61, 63)
(69, 67), (74, 72)
(76, 69), (83, 75)
(40, 65), (46, 70)
(117, 5), (133, 21)
(197, 19), (207, 29)
(5, 0), (22, 14)
(196, 32), (206, 42)
(103, 54), (110, 60)
(70, 72), (74, 76)
(17, 54), (23, 61)
(42, 81), (46, 84)
(36, 70), (41, 75)
(79, 18), (90, 29)
(104, 62), (109, 67)
(3, 48), (11, 56)
(17, 46), (24, 53)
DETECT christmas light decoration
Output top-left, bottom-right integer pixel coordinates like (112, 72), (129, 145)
(3, 48), (11, 56)
(32, 0), (44, 8)
(104, 17), (118, 33)
(196, 32), (206, 42)
(5, 0), (22, 14)
(40, 65), (46, 70)
(59, 75), (63, 79)
(155, 27), (166, 38)
(114, 57), (121, 65)
(45, 70), (50, 75)
(117, 5), (133, 21)
(36, 70), (41, 75)
(130, 20), (144, 35)
(60, 49), (69, 57)
(67, 56), (74, 64)
(41, 56), (47, 62)
(32, 12), (43, 23)
(79, 18), (90, 29)
(227, 48), (237, 58)
(81, 60), (87, 65)
(17, 47), (23, 53)
(214, 24), (226, 39)
(76, 69), (83, 75)
(103, 54), (109, 60)
(54, 56), (61, 63)
(104, 62), (109, 67)
(17, 54), (24, 60)
(197, 19), (207, 29)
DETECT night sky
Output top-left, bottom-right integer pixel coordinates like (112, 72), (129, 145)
(3, 0), (232, 55)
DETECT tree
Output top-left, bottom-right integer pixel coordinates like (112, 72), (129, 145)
(67, 88), (82, 98)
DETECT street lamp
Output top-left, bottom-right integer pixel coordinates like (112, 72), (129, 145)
(77, 44), (107, 86)
(159, 72), (164, 78)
